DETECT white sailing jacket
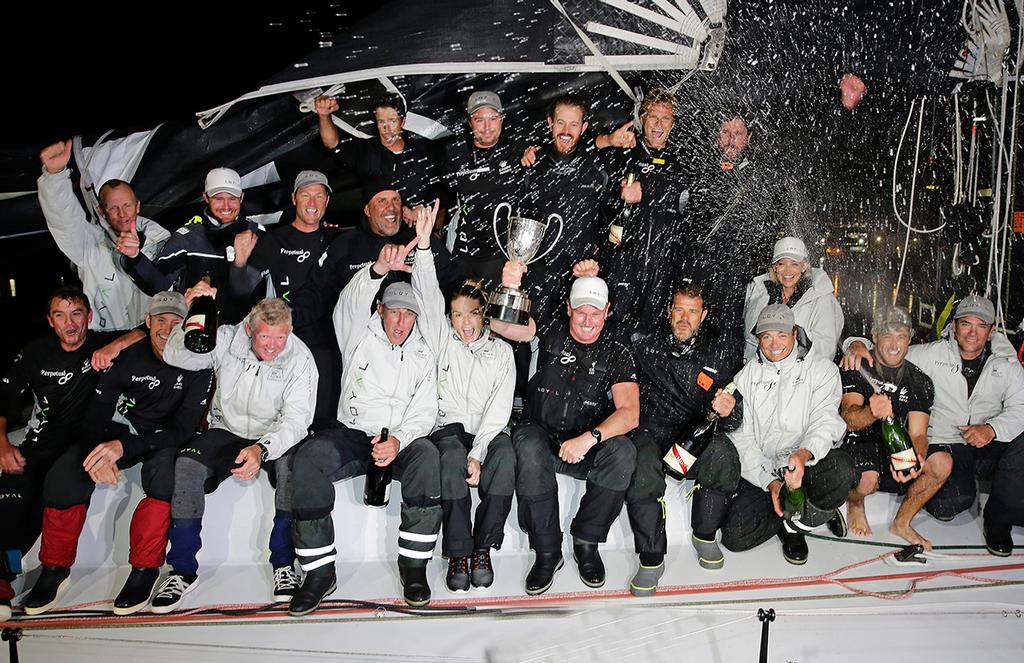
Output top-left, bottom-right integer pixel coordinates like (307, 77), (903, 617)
(743, 267), (844, 363)
(728, 329), (847, 490)
(904, 327), (1024, 446)
(37, 167), (169, 330)
(411, 248), (514, 464)
(164, 319), (317, 460)
(333, 266), (437, 449)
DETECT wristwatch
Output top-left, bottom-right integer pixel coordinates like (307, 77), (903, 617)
(255, 442), (269, 462)
(590, 428), (603, 444)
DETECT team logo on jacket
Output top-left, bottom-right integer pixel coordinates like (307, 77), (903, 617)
(81, 359), (93, 373)
(696, 372), (714, 391)
(935, 360), (960, 374)
(132, 375), (161, 390)
(559, 354), (577, 365)
(41, 369), (75, 385)
(174, 374), (184, 390)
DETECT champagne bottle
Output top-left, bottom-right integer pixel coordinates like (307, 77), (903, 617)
(662, 383), (737, 480)
(782, 483), (805, 524)
(183, 276), (218, 354)
(608, 172), (635, 246)
(883, 415), (921, 476)
(364, 427), (392, 508)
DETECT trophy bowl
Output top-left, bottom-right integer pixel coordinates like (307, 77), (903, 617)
(486, 203), (563, 326)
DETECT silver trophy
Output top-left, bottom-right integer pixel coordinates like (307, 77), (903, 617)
(487, 202), (563, 325)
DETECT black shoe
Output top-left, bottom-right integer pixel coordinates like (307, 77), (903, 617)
(470, 549), (494, 589)
(399, 565), (431, 607)
(827, 509), (848, 538)
(273, 565), (302, 602)
(778, 530), (808, 565)
(288, 569), (337, 617)
(984, 523), (1013, 557)
(572, 542), (605, 588)
(23, 566), (71, 615)
(113, 567), (159, 616)
(150, 573), (197, 614)
(446, 556), (471, 593)
(525, 552), (563, 595)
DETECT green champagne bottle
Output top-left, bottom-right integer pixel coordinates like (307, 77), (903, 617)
(782, 484), (805, 524)
(882, 415), (920, 476)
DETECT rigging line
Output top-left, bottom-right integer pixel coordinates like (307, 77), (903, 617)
(804, 532), (992, 550)
(13, 580), (1024, 633)
(894, 97), (927, 304)
(25, 632), (480, 662)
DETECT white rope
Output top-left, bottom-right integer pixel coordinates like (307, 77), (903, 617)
(893, 98), (926, 304)
(549, 0), (638, 102)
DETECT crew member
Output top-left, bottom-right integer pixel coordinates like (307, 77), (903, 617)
(519, 93), (613, 331)
(440, 90), (524, 290)
(689, 305), (854, 567)
(512, 268), (639, 595)
(121, 167), (260, 324)
(593, 88), (691, 332)
(626, 281), (736, 595)
(0, 288), (142, 620)
(230, 170), (337, 424)
(410, 203), (533, 592)
(742, 237), (844, 362)
(842, 295), (1024, 555)
(22, 292), (212, 616)
(840, 305), (946, 549)
(149, 293), (317, 612)
(315, 93), (443, 224)
(288, 242), (440, 615)
(38, 140), (170, 329)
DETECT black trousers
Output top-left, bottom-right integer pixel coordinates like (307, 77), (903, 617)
(432, 425), (515, 557)
(0, 429), (74, 570)
(289, 422), (442, 572)
(691, 434), (857, 551)
(926, 433), (1024, 528)
(512, 421), (636, 553)
(624, 426), (673, 555)
(42, 423), (176, 509)
(0, 451), (60, 572)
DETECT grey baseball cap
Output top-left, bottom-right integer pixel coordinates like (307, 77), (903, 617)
(954, 295), (995, 324)
(148, 291), (187, 318)
(871, 305), (913, 336)
(754, 304), (795, 335)
(381, 282), (420, 315)
(293, 169), (332, 194)
(467, 90), (503, 116)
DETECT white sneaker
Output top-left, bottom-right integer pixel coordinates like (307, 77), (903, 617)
(272, 565), (302, 602)
(150, 574), (196, 614)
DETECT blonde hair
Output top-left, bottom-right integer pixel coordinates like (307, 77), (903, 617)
(767, 260), (810, 284)
(249, 298), (292, 327)
(641, 88), (679, 115)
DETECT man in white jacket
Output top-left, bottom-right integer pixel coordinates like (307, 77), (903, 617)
(288, 242), (441, 616)
(151, 292), (318, 612)
(843, 295), (1024, 556)
(692, 304), (855, 567)
(37, 140), (169, 330)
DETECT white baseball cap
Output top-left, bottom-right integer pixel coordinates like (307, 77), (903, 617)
(205, 167), (243, 198)
(570, 276), (609, 309)
(772, 236), (808, 263)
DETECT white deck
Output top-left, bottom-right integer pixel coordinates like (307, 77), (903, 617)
(4, 461), (1023, 662)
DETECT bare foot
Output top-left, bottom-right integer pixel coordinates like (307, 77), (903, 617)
(890, 520), (933, 551)
(848, 500), (872, 537)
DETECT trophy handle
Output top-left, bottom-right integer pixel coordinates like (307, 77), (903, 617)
(492, 202), (513, 260)
(528, 212), (564, 265)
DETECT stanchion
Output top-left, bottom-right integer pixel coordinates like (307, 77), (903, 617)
(757, 608), (775, 663)
(2, 627), (23, 663)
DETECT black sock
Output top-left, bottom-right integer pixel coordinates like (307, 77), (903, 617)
(639, 552), (664, 567)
